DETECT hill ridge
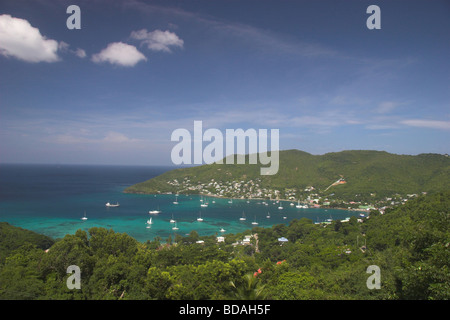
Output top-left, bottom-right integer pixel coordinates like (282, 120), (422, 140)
(124, 149), (450, 202)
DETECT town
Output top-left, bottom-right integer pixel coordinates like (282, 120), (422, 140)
(161, 176), (424, 213)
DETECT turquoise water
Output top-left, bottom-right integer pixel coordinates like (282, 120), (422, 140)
(0, 164), (357, 242)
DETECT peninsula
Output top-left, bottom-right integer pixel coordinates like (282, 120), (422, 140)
(124, 150), (450, 210)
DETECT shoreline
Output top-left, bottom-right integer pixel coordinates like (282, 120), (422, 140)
(124, 189), (370, 212)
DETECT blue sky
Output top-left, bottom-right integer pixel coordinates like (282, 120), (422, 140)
(0, 0), (449, 165)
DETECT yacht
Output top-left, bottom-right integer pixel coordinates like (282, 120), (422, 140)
(81, 211), (88, 221)
(149, 206), (161, 214)
(105, 202), (120, 207)
(197, 212), (204, 222)
(239, 211), (246, 221)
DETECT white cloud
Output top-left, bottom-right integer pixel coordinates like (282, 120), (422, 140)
(365, 124), (399, 130)
(59, 41), (86, 58)
(58, 41), (70, 52)
(130, 29), (184, 53)
(0, 14), (59, 62)
(75, 48), (86, 58)
(92, 42), (147, 67)
(400, 119), (450, 130)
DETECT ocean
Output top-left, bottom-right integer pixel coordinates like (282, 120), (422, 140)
(0, 164), (358, 242)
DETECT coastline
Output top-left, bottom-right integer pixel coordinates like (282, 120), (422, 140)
(124, 189), (370, 212)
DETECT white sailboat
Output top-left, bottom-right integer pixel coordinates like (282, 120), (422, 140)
(220, 228), (226, 233)
(252, 216), (258, 225)
(266, 212), (271, 218)
(81, 211), (88, 221)
(170, 213), (175, 223)
(239, 211), (246, 221)
(200, 195), (208, 206)
(173, 195), (178, 205)
(172, 222), (179, 230)
(278, 203), (283, 210)
(146, 217), (152, 228)
(197, 212), (204, 222)
(149, 205), (161, 214)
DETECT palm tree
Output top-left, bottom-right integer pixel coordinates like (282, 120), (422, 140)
(229, 273), (267, 300)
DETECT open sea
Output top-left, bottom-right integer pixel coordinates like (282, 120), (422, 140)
(0, 164), (358, 242)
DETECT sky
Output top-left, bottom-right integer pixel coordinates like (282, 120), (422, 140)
(0, 0), (449, 165)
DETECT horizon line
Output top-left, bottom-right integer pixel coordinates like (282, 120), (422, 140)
(1, 149), (448, 167)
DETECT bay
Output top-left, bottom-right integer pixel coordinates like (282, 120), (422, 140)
(0, 164), (359, 242)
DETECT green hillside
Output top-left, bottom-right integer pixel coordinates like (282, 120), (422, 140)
(0, 222), (55, 264)
(124, 150), (450, 201)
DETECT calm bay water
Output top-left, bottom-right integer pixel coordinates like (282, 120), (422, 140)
(0, 164), (357, 242)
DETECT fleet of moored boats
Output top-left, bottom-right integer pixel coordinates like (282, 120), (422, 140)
(81, 197), (341, 234)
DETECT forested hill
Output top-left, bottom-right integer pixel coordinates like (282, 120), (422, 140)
(124, 150), (450, 200)
(0, 222), (54, 264)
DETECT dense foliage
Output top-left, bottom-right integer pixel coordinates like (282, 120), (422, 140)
(0, 191), (448, 300)
(124, 150), (450, 201)
(0, 222), (54, 264)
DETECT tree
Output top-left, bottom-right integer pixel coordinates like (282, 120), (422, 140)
(0, 244), (45, 299)
(230, 273), (267, 300)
